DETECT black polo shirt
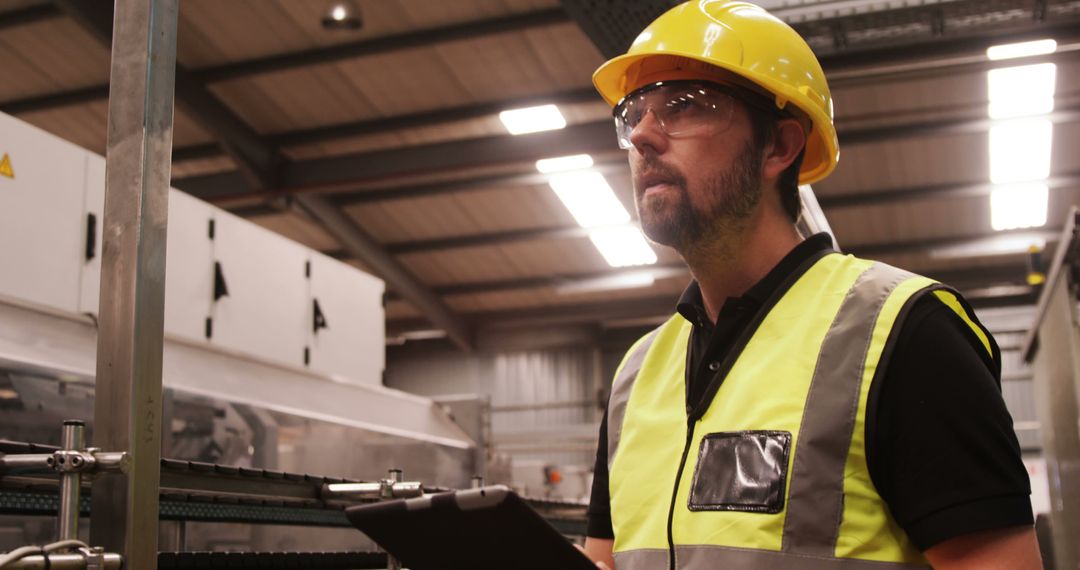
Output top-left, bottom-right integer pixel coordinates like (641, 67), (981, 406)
(587, 233), (1033, 550)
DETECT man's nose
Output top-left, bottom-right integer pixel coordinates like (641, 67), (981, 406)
(629, 109), (669, 155)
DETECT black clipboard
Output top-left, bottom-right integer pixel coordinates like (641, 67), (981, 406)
(345, 485), (597, 570)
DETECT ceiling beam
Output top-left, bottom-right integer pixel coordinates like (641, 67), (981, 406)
(840, 104), (1080, 147)
(195, 8), (570, 83)
(819, 172), (1080, 210)
(176, 121), (619, 203)
(295, 177), (1079, 258)
(391, 263), (689, 300)
(0, 85), (110, 115)
(386, 261), (1036, 333)
(228, 161), (626, 217)
(178, 99), (1080, 205)
(0, 7), (569, 114)
(387, 225), (593, 256)
(389, 295), (679, 334)
(847, 228), (1062, 259)
(270, 87), (599, 148)
(172, 85), (599, 171)
(54, 0), (474, 351)
(377, 232), (1047, 303)
(818, 19), (1080, 82)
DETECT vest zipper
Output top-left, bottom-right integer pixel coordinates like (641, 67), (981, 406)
(666, 417), (697, 570)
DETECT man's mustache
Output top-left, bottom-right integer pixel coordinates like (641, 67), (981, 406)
(634, 158), (688, 194)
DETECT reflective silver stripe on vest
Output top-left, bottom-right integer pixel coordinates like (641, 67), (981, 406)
(613, 548), (668, 570)
(782, 262), (918, 556)
(607, 328), (661, 471)
(674, 545), (930, 569)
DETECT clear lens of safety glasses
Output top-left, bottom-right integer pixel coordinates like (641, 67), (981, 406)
(613, 81), (740, 149)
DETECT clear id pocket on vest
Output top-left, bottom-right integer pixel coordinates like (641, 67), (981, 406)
(688, 431), (791, 513)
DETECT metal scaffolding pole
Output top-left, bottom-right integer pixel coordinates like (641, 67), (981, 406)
(88, 1), (179, 568)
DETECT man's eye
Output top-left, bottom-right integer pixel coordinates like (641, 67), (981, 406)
(667, 98), (693, 112)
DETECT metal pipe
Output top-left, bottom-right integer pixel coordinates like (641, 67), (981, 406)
(89, 451), (128, 473)
(490, 400), (600, 413)
(0, 553), (122, 569)
(57, 420), (85, 541)
(324, 481), (424, 500)
(0, 454), (53, 474)
(88, 1), (179, 568)
(385, 469), (404, 570)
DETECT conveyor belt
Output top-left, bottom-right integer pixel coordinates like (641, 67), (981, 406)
(0, 488), (352, 527)
(0, 439), (587, 533)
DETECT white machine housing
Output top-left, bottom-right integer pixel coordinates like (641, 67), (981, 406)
(0, 110), (473, 449)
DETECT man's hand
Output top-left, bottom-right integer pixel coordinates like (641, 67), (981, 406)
(580, 537), (615, 570)
(924, 525), (1042, 569)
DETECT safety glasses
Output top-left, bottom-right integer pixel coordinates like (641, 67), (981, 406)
(612, 80), (768, 149)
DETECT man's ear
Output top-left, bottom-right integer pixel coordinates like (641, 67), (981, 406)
(762, 119), (806, 181)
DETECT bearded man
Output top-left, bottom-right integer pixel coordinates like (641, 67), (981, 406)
(581, 2), (1041, 569)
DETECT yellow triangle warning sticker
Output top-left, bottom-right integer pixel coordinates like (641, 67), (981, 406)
(0, 153), (12, 179)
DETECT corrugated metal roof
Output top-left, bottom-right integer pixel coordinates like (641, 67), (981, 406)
(18, 101), (109, 155)
(0, 18), (106, 103)
(248, 212), (341, 252)
(818, 131), (989, 197)
(279, 99), (609, 161)
(206, 22), (602, 137)
(1, 0), (1076, 340)
(176, 0), (561, 69)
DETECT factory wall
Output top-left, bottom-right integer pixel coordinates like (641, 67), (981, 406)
(386, 345), (605, 498)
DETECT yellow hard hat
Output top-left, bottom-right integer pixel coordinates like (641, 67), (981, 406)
(593, 0), (838, 185)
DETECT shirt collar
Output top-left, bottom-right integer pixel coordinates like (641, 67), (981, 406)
(676, 233), (835, 326)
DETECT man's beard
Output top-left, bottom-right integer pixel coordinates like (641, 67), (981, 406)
(636, 141), (763, 254)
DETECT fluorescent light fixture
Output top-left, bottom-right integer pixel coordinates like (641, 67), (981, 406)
(498, 104), (566, 135)
(588, 225), (658, 267)
(555, 271), (656, 295)
(991, 183), (1048, 231)
(536, 154), (594, 173)
(987, 39), (1057, 61)
(987, 64), (1056, 119)
(988, 119), (1053, 184)
(321, 0), (362, 29)
(549, 171), (630, 227)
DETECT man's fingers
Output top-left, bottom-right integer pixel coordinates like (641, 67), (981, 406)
(574, 543), (611, 569)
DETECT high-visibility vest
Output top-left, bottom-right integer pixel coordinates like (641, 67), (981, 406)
(606, 253), (996, 569)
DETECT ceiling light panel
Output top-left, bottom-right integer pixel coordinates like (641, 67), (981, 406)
(536, 154), (594, 173)
(588, 225), (658, 267)
(499, 104), (567, 135)
(987, 64), (1056, 119)
(988, 119), (1053, 184)
(990, 184), (1049, 231)
(987, 39), (1057, 61)
(548, 171), (630, 227)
